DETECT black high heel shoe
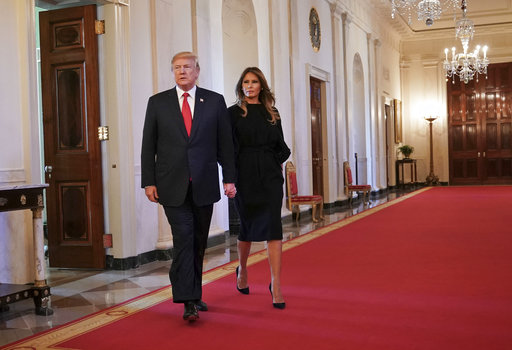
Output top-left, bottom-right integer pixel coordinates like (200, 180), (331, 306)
(236, 266), (249, 295)
(269, 283), (286, 309)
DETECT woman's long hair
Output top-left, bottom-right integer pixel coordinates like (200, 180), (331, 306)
(235, 67), (279, 124)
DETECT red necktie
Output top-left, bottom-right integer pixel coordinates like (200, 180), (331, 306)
(182, 92), (192, 136)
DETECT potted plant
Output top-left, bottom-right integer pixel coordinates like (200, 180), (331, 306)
(398, 144), (414, 159)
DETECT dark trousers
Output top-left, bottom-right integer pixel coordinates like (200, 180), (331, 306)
(163, 184), (213, 303)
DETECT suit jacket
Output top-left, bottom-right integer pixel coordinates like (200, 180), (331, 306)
(141, 86), (236, 207)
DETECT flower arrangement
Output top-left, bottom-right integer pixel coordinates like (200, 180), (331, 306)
(398, 145), (414, 158)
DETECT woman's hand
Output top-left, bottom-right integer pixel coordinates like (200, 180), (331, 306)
(223, 183), (237, 198)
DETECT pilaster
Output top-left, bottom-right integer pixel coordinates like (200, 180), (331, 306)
(366, 32), (375, 186)
(373, 38), (387, 189)
(341, 12), (352, 163)
(101, 2), (139, 258)
(330, 2), (344, 199)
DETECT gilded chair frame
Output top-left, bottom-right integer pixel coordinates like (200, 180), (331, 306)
(285, 161), (324, 223)
(343, 161), (371, 207)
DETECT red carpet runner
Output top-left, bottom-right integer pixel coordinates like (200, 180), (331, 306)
(3, 186), (512, 349)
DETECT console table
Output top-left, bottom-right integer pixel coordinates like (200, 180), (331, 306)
(395, 159), (417, 187)
(0, 184), (53, 315)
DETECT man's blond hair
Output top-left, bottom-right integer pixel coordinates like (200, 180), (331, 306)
(171, 51), (200, 69)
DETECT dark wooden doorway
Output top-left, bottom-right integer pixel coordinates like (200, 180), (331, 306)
(40, 5), (105, 268)
(447, 62), (512, 185)
(310, 77), (324, 196)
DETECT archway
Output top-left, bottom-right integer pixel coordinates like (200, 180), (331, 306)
(222, 0), (258, 103)
(351, 53), (367, 184)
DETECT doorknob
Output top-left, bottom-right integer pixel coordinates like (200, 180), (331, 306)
(483, 151), (486, 157)
(477, 152), (480, 158)
(45, 165), (53, 179)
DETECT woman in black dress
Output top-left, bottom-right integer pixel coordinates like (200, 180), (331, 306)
(229, 67), (290, 309)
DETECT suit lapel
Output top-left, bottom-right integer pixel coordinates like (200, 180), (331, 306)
(168, 88), (189, 139)
(190, 87), (206, 139)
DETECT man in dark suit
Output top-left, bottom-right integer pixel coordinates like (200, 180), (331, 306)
(141, 51), (236, 322)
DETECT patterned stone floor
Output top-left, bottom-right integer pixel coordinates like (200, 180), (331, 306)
(0, 187), (417, 347)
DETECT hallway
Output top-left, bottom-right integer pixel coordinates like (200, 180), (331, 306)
(0, 189), (414, 346)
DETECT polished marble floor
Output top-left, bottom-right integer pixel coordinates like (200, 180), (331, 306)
(0, 188), (416, 347)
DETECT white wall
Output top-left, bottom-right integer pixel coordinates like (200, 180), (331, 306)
(399, 20), (512, 183)
(290, 0), (336, 202)
(11, 0), (511, 271)
(351, 53), (367, 183)
(0, 0), (40, 283)
(129, 0), (160, 255)
(127, 0), (237, 259)
(0, 2), (25, 182)
(222, 0), (258, 108)
(400, 59), (448, 182)
(377, 33), (402, 187)
(287, 0), (404, 202)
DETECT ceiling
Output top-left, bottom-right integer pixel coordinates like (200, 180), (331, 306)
(35, 0), (512, 41)
(381, 0), (512, 34)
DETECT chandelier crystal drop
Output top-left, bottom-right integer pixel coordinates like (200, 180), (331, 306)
(418, 0), (442, 26)
(443, 0), (490, 84)
(391, 0), (458, 26)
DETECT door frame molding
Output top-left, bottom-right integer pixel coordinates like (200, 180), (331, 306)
(39, 5), (106, 268)
(26, 2), (43, 186)
(306, 63), (331, 201)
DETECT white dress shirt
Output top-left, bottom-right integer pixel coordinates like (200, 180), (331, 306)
(176, 85), (196, 119)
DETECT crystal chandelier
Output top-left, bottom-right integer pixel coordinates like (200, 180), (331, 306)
(391, 0), (458, 26)
(443, 0), (489, 84)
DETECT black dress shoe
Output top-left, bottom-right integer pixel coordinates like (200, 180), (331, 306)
(183, 301), (199, 322)
(195, 300), (208, 311)
(236, 266), (250, 295)
(269, 283), (286, 309)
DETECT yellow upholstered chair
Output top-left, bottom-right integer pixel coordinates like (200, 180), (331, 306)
(285, 161), (324, 223)
(343, 161), (371, 207)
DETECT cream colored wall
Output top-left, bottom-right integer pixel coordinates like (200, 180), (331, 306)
(268, 0), (293, 149)
(328, 0), (403, 192)
(97, 2), (139, 260)
(196, 0), (223, 92)
(129, 0), (158, 255)
(128, 0), (187, 257)
(0, 0), (39, 283)
(13, 0), (509, 268)
(126, 0), (237, 259)
(99, 0), (238, 259)
(345, 24), (371, 184)
(377, 34), (402, 187)
(400, 59), (447, 182)
(289, 0), (337, 202)
(0, 0), (405, 270)
(400, 25), (512, 183)
(194, 0), (233, 239)
(221, 0), (258, 106)
(287, 0), (404, 202)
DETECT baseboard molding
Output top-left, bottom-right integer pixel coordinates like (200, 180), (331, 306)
(106, 186), (431, 270)
(106, 249), (172, 270)
(106, 230), (229, 270)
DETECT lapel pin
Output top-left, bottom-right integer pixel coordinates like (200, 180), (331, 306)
(200, 98), (204, 102)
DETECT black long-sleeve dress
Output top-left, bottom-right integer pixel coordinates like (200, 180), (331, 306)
(229, 103), (290, 242)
